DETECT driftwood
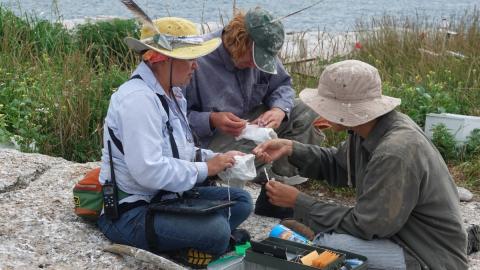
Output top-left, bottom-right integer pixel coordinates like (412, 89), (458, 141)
(104, 244), (187, 270)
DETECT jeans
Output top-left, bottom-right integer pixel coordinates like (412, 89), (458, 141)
(97, 186), (252, 255)
(314, 232), (407, 270)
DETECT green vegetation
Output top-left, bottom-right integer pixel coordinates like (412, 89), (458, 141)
(0, 6), (478, 193)
(431, 123), (458, 163)
(355, 12), (480, 192)
(0, 7), (138, 161)
(358, 14), (478, 117)
(289, 10), (480, 194)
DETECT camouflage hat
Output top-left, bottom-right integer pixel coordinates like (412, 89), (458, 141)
(245, 7), (285, 74)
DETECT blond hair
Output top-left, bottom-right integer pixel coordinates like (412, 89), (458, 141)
(222, 12), (252, 61)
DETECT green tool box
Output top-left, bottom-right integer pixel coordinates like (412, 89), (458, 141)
(244, 237), (368, 270)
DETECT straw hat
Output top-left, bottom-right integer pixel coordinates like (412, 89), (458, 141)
(124, 17), (221, 60)
(299, 60), (401, 127)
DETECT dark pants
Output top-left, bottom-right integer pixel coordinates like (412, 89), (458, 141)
(98, 186), (252, 255)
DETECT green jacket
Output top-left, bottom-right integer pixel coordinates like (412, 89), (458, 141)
(290, 110), (468, 270)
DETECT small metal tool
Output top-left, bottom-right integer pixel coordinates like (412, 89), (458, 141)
(264, 167), (270, 182)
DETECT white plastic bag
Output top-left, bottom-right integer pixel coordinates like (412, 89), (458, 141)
(235, 124), (278, 145)
(218, 154), (257, 182)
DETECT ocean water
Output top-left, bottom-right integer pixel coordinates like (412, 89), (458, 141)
(0, 0), (478, 32)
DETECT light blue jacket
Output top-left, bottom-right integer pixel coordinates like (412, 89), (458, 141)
(99, 62), (215, 203)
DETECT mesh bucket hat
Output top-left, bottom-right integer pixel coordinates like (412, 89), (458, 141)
(245, 7), (285, 74)
(125, 17), (221, 60)
(299, 60), (401, 127)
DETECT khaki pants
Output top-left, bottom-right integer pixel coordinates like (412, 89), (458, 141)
(208, 99), (325, 188)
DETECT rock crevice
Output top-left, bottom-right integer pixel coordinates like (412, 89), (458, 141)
(0, 163), (50, 194)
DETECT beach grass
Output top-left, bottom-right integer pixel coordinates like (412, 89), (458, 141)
(356, 10), (480, 192)
(0, 6), (478, 192)
(0, 7), (136, 160)
(286, 10), (480, 192)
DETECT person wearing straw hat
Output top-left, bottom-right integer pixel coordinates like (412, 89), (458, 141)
(97, 17), (252, 268)
(253, 60), (468, 269)
(185, 7), (325, 219)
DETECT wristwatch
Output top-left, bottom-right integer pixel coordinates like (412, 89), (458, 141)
(274, 106), (290, 115)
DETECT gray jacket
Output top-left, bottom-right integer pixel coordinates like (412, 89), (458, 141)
(290, 110), (468, 270)
(185, 30), (294, 147)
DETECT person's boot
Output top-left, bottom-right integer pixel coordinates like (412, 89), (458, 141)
(228, 229), (251, 252)
(171, 248), (216, 269)
(231, 229), (251, 245)
(467, 224), (480, 255)
(254, 184), (293, 219)
(280, 218), (316, 241)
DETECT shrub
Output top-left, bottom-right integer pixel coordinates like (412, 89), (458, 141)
(458, 157), (480, 192)
(465, 128), (480, 158)
(431, 123), (457, 163)
(0, 7), (136, 161)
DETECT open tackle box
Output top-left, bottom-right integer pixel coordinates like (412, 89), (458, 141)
(244, 237), (368, 270)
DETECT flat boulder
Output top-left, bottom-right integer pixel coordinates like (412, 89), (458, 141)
(0, 149), (478, 269)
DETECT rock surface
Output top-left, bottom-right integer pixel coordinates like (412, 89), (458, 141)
(0, 149), (478, 269)
(458, 186), (474, 202)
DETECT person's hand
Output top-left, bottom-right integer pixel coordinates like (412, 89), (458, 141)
(223, 150), (246, 159)
(210, 112), (246, 136)
(265, 180), (300, 208)
(207, 153), (235, 176)
(251, 107), (285, 129)
(253, 139), (293, 163)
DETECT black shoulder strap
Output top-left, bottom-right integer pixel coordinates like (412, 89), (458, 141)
(155, 93), (179, 159)
(107, 74), (179, 159)
(108, 127), (124, 155)
(130, 74), (142, 81)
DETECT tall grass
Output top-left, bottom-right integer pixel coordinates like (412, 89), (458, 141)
(286, 10), (480, 191)
(0, 7), (138, 161)
(355, 11), (480, 192)
(354, 10), (480, 126)
(0, 6), (479, 192)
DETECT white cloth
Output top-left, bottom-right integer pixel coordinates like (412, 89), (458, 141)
(218, 154), (257, 182)
(235, 124), (277, 144)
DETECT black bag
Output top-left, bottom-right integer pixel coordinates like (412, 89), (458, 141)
(149, 198), (235, 214)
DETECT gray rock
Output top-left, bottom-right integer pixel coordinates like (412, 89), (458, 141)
(0, 149), (479, 269)
(458, 186), (474, 202)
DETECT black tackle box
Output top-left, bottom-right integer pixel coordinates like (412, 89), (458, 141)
(244, 237), (368, 270)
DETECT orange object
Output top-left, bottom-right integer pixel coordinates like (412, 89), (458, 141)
(300, 250), (319, 266)
(73, 167), (103, 219)
(313, 117), (332, 130)
(143, 50), (169, 63)
(311, 250), (339, 269)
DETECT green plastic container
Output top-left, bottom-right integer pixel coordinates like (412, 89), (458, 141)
(235, 242), (252, 256)
(244, 237), (368, 270)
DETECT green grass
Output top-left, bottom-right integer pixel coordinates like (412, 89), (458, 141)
(289, 10), (480, 194)
(0, 7), (136, 161)
(0, 6), (479, 194)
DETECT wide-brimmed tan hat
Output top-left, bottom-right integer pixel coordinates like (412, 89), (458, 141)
(299, 60), (401, 127)
(125, 17), (221, 60)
